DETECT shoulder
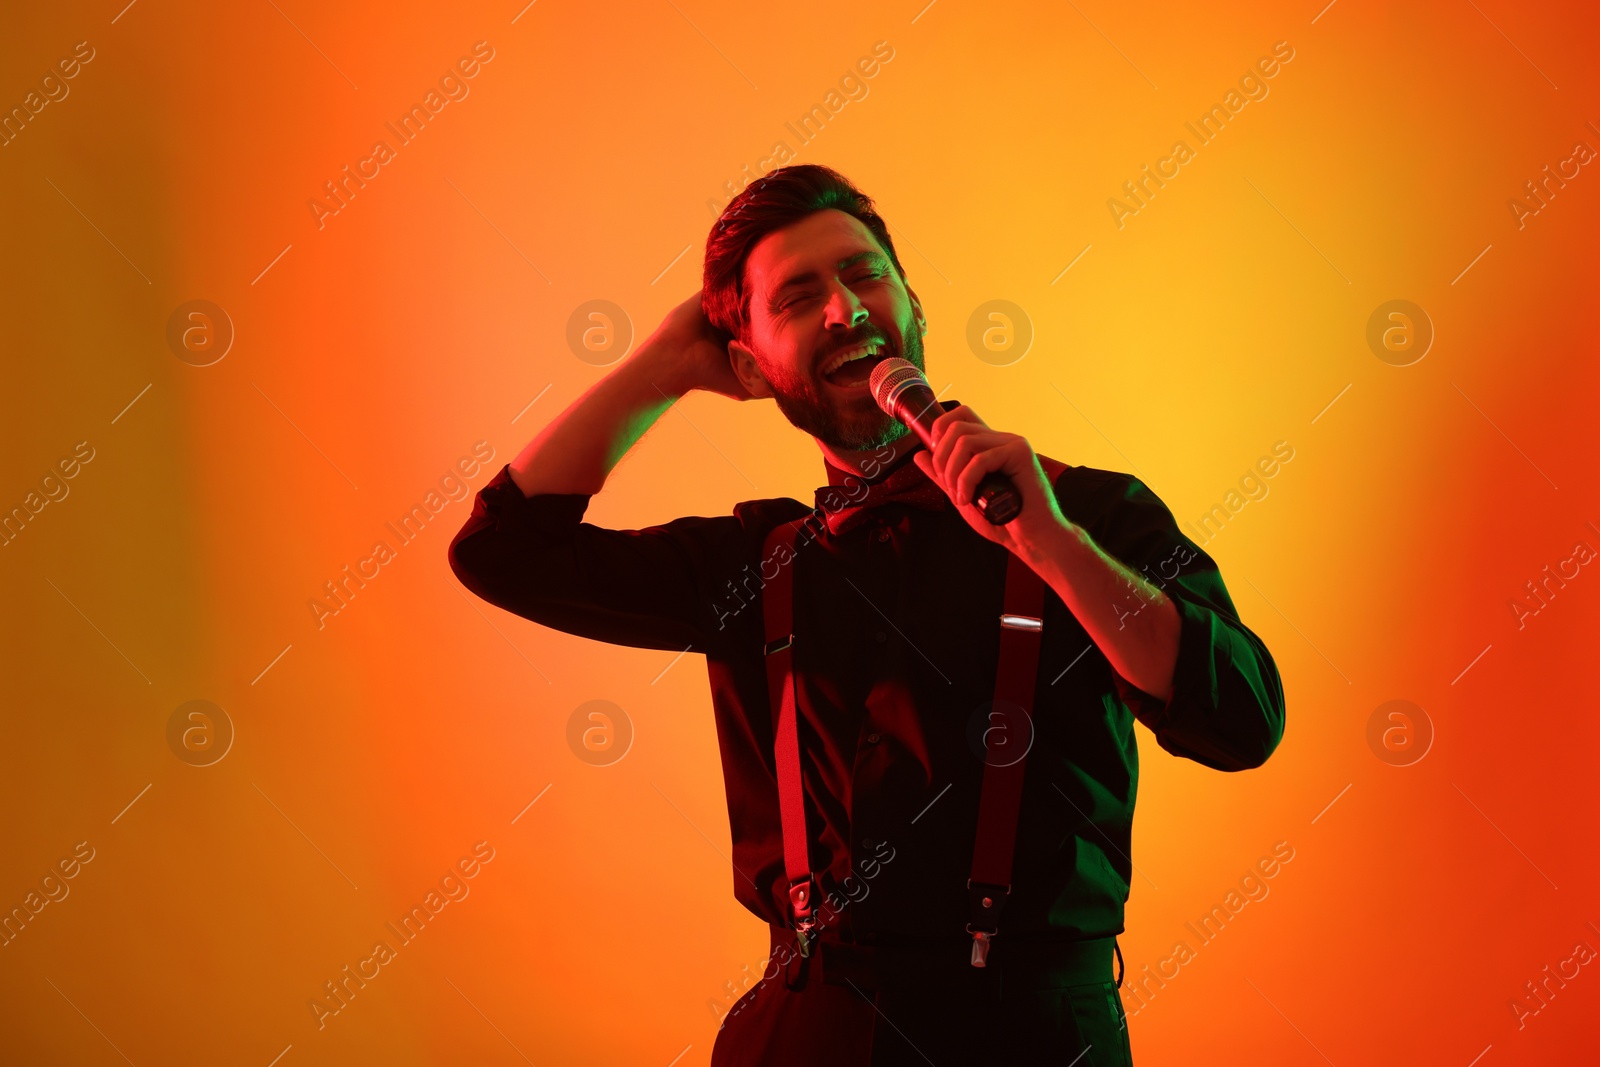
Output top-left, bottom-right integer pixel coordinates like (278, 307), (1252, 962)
(619, 496), (815, 556)
(1043, 460), (1162, 516)
(731, 495), (818, 539)
(1043, 461), (1198, 566)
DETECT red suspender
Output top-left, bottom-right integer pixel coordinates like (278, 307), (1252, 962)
(965, 548), (1047, 965)
(761, 452), (1067, 966)
(762, 518), (817, 956)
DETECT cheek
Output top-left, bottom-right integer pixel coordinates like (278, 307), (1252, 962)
(764, 333), (815, 384)
(898, 323), (921, 361)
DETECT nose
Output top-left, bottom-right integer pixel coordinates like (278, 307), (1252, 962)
(822, 281), (869, 332)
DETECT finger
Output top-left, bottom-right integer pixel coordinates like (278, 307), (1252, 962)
(946, 404), (985, 428)
(954, 439), (1026, 507)
(941, 429), (1008, 490)
(929, 405), (984, 448)
(932, 420), (993, 476)
(951, 443), (1004, 508)
(930, 420), (967, 475)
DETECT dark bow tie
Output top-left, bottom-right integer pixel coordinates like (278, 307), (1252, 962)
(814, 450), (953, 537)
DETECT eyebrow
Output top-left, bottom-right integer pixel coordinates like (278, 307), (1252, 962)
(767, 250), (889, 307)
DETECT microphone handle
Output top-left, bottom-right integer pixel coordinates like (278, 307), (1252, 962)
(895, 384), (1024, 526)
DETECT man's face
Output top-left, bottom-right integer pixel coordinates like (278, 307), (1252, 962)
(728, 208), (926, 452)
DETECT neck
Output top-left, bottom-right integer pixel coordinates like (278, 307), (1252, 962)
(816, 425), (922, 478)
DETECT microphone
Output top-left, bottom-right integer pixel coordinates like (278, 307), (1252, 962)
(868, 357), (1024, 526)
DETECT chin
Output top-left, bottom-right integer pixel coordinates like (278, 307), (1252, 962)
(771, 377), (904, 452)
(828, 415), (906, 452)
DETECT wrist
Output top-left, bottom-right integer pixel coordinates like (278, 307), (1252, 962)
(1012, 511), (1090, 572)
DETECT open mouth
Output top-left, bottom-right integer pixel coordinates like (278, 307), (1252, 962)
(819, 340), (892, 388)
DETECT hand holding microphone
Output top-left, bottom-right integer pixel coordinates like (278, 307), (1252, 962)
(868, 357), (1025, 526)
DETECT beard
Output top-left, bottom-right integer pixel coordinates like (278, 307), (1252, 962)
(762, 320), (926, 452)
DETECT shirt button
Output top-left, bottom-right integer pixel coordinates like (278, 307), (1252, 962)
(866, 731), (881, 744)
(875, 527), (891, 543)
(874, 630), (886, 643)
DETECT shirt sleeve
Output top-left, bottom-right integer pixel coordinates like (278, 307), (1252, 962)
(447, 463), (748, 654)
(1059, 468), (1287, 771)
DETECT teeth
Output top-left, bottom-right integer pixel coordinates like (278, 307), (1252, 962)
(822, 343), (882, 377)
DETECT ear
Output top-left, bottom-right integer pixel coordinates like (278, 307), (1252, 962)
(728, 334), (774, 399)
(906, 285), (927, 337)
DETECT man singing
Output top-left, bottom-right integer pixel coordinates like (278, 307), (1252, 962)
(449, 164), (1285, 1065)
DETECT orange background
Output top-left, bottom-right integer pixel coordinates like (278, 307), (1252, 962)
(3, 0), (1597, 1063)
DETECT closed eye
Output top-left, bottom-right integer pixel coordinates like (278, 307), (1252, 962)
(775, 265), (888, 311)
(777, 291), (818, 312)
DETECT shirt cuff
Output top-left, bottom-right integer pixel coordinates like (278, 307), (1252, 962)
(474, 463), (593, 536)
(1109, 593), (1212, 734)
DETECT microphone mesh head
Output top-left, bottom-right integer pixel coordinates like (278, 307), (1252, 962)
(868, 357), (924, 413)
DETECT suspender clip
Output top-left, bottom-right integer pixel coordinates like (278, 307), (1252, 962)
(969, 929), (993, 967)
(789, 876), (818, 957)
(966, 879), (1011, 968)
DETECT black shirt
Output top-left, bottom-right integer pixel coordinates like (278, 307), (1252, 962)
(447, 429), (1285, 946)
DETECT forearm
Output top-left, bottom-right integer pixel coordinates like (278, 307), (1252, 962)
(508, 339), (690, 498)
(1014, 516), (1182, 702)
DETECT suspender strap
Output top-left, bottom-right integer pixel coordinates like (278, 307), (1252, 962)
(965, 453), (1067, 967)
(762, 517), (817, 959)
(966, 548), (1047, 966)
(759, 454), (1066, 969)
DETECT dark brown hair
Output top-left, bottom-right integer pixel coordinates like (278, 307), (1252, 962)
(701, 164), (907, 340)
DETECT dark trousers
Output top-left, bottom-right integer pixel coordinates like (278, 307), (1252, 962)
(710, 925), (1134, 1066)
